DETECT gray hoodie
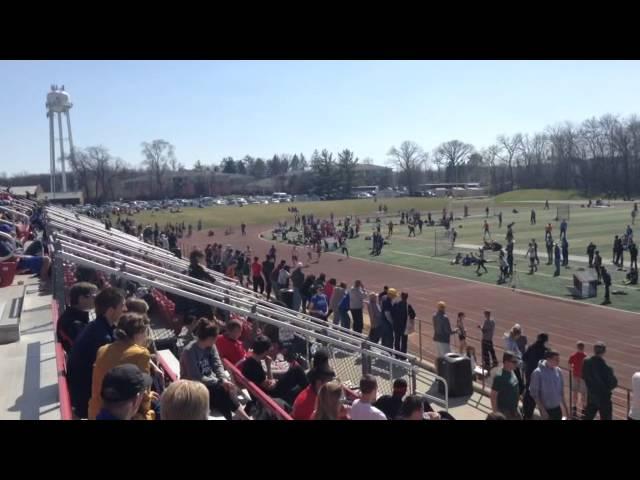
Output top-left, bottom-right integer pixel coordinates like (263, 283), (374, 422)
(432, 311), (453, 343)
(180, 339), (225, 388)
(529, 360), (564, 410)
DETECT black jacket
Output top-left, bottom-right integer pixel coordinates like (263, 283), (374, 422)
(290, 269), (305, 289)
(391, 300), (415, 334)
(582, 355), (617, 402)
(189, 263), (216, 284)
(67, 315), (115, 417)
(523, 341), (549, 382)
(56, 306), (90, 354)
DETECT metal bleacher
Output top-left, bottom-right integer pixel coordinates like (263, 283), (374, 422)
(43, 204), (450, 411)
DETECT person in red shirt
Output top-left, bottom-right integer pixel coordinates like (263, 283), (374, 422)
(292, 366), (336, 420)
(568, 341), (587, 419)
(324, 278), (336, 304)
(251, 257), (264, 294)
(215, 319), (247, 366)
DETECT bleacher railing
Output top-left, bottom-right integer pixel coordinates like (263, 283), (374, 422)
(45, 205), (449, 408)
(45, 205), (449, 410)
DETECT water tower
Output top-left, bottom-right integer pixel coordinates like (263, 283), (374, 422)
(46, 85), (75, 195)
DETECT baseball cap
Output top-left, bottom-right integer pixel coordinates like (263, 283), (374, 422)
(101, 364), (152, 403)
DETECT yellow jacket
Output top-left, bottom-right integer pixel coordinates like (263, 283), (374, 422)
(88, 339), (155, 420)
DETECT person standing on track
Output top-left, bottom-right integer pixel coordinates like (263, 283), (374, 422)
(451, 228), (458, 249)
(388, 221), (393, 238)
(241, 223), (246, 236)
(582, 342), (618, 420)
(251, 257), (264, 294)
(408, 222), (416, 237)
(478, 310), (498, 370)
(530, 209), (536, 225)
(522, 333), (550, 420)
(261, 255), (274, 300)
(340, 236), (349, 258)
(349, 280), (367, 334)
(568, 341), (587, 419)
(545, 199), (550, 210)
(498, 211), (503, 229)
(529, 350), (568, 420)
(432, 301), (454, 358)
(485, 206), (490, 218)
(456, 312), (467, 354)
(291, 245), (299, 265)
(554, 242), (561, 276)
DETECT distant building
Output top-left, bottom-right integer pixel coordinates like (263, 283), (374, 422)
(9, 185), (44, 198)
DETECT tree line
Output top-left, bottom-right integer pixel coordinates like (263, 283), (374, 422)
(388, 113), (640, 197)
(3, 112), (639, 201)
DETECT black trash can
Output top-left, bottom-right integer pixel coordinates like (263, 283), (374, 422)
(279, 288), (295, 310)
(436, 353), (473, 397)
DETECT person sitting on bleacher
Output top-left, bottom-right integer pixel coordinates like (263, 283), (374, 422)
(397, 394), (441, 420)
(241, 335), (309, 407)
(180, 319), (251, 420)
(292, 366), (336, 420)
(216, 319), (247, 366)
(67, 287), (126, 419)
(312, 381), (347, 420)
(96, 364), (153, 421)
(373, 378), (408, 420)
(56, 282), (98, 354)
(160, 380), (210, 421)
(0, 222), (51, 282)
(88, 312), (157, 420)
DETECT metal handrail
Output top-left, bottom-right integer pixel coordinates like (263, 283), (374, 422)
(53, 249), (418, 372)
(53, 237), (418, 361)
(44, 203), (450, 406)
(0, 206), (30, 222)
(47, 212), (420, 363)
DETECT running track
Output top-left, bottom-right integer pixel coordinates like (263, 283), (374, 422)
(185, 225), (639, 417)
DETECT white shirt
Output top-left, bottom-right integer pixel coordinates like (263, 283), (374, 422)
(350, 399), (387, 421)
(630, 372), (640, 420)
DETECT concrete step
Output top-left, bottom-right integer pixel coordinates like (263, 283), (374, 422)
(0, 284), (26, 344)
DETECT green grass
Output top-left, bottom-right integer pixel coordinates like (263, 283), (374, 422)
(129, 197), (456, 230)
(495, 189), (583, 203)
(129, 194), (640, 312)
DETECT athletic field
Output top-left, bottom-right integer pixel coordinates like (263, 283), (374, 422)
(130, 191), (640, 313)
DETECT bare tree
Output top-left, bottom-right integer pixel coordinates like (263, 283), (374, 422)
(387, 141), (425, 194)
(496, 134), (523, 190)
(141, 139), (175, 197)
(434, 140), (474, 183)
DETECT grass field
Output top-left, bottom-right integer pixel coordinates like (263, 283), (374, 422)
(494, 189), (584, 203)
(129, 192), (640, 312)
(130, 197), (458, 230)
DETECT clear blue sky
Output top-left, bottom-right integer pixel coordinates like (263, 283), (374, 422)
(1, 60), (639, 175)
